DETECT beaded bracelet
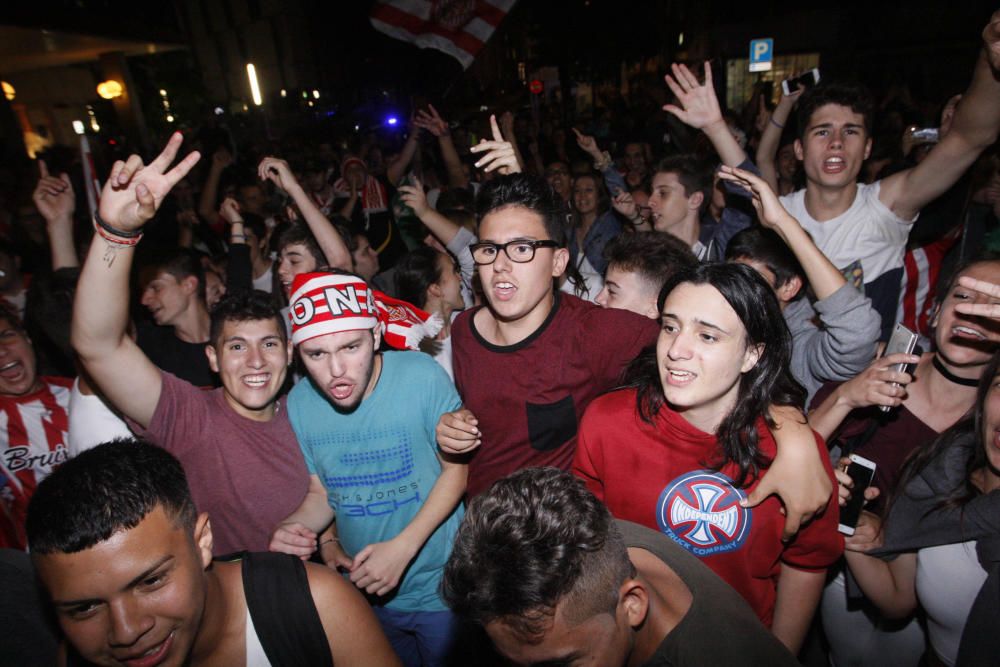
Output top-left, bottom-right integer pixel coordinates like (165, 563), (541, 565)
(769, 117), (785, 130)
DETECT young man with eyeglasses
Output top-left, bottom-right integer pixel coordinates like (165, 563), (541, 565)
(438, 175), (659, 498)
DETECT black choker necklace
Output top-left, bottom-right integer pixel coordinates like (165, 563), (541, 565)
(932, 355), (979, 387)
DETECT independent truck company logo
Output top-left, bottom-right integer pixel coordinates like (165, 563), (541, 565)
(656, 470), (751, 556)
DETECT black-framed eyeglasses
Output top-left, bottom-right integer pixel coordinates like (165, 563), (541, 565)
(469, 240), (559, 265)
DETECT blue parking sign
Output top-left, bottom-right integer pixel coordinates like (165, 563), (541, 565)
(749, 38), (773, 72)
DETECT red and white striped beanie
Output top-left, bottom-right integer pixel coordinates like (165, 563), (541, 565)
(289, 272), (442, 350)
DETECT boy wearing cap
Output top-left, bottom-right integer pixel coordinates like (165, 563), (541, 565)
(271, 271), (465, 667)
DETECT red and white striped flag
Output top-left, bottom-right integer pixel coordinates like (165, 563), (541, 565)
(370, 0), (517, 70)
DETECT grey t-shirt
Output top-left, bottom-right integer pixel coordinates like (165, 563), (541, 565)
(618, 520), (798, 667)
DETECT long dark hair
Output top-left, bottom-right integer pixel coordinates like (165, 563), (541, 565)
(621, 263), (806, 487)
(889, 350), (1000, 517)
(570, 171), (611, 224)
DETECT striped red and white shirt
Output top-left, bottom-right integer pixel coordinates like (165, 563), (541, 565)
(0, 377), (72, 550)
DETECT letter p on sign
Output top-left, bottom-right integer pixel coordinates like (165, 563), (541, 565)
(749, 38), (773, 72)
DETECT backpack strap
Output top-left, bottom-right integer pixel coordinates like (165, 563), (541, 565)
(241, 552), (334, 667)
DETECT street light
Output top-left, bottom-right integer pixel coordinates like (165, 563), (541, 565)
(96, 80), (123, 99)
(246, 64), (262, 106)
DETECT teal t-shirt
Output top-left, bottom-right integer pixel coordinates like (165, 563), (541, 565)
(287, 350), (463, 612)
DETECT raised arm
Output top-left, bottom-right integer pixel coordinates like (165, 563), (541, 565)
(219, 197), (253, 294)
(880, 10), (1000, 220)
(385, 124), (422, 187)
(71, 133), (200, 429)
(720, 166), (845, 300)
(258, 157), (351, 270)
(469, 114), (522, 175)
(664, 61), (747, 167)
(807, 352), (920, 440)
(756, 85), (804, 192)
(398, 175), (462, 245)
(413, 104), (469, 189)
(33, 161), (78, 270)
(196, 148), (232, 223)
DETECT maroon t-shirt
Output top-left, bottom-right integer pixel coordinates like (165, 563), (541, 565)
(811, 382), (939, 513)
(452, 293), (659, 497)
(132, 372), (310, 554)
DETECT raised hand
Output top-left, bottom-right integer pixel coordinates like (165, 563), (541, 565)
(257, 156), (298, 192)
(211, 147), (233, 171)
(219, 197), (242, 223)
(469, 114), (522, 175)
(572, 127), (600, 157)
(837, 352), (921, 411)
(99, 132), (201, 233)
(954, 275), (1000, 323)
(413, 104), (450, 137)
(33, 160), (75, 222)
(611, 190), (638, 220)
(663, 62), (724, 131)
(397, 175), (430, 218)
(717, 165), (795, 230)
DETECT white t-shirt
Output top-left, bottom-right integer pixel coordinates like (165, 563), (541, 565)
(916, 540), (988, 666)
(780, 181), (915, 284)
(252, 265), (273, 293)
(67, 378), (133, 457)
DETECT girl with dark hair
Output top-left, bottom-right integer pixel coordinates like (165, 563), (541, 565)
(572, 262), (842, 654)
(394, 246), (465, 378)
(566, 171), (619, 301)
(843, 350), (1000, 666)
(810, 257), (1000, 667)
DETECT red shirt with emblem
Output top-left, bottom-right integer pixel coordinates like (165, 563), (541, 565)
(0, 377), (72, 549)
(572, 387), (843, 626)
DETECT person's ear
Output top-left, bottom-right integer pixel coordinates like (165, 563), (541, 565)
(776, 276), (803, 304)
(285, 338), (294, 366)
(863, 136), (873, 161)
(793, 138), (804, 161)
(619, 579), (650, 630)
(194, 513), (213, 568)
(427, 282), (444, 300)
(552, 247), (570, 278)
(687, 190), (704, 212)
(742, 343), (764, 373)
(205, 344), (219, 373)
(181, 275), (198, 296)
(372, 323), (383, 350)
(643, 296), (661, 320)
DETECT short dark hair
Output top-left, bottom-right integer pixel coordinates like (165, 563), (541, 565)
(652, 155), (711, 211)
(604, 232), (698, 295)
(209, 289), (286, 347)
(277, 223), (328, 269)
(442, 467), (635, 639)
(241, 211), (268, 245)
(394, 246), (449, 309)
(26, 439), (197, 555)
(623, 263), (806, 487)
(142, 249), (206, 303)
(725, 227), (804, 291)
(796, 82), (874, 140)
(475, 174), (569, 247)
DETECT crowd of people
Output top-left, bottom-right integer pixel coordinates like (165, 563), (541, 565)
(2, 9), (1000, 667)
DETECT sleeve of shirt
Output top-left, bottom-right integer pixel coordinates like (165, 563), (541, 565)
(780, 431), (845, 571)
(792, 285), (881, 387)
(127, 371), (205, 458)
